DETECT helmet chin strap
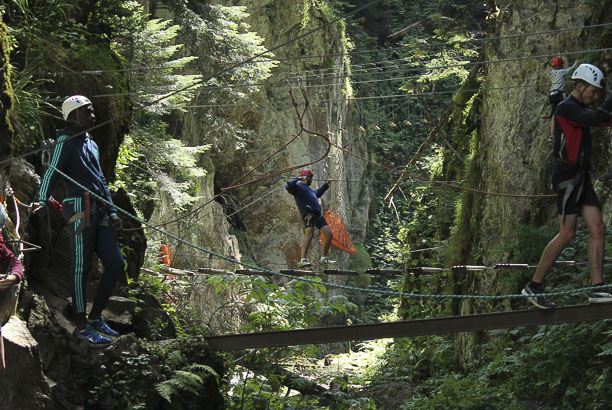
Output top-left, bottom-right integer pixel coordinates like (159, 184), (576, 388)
(576, 83), (588, 104)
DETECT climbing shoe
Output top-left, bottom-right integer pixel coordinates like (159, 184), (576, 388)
(522, 282), (555, 309)
(73, 324), (111, 345)
(89, 316), (119, 337)
(589, 284), (612, 304)
(297, 258), (312, 268)
(319, 256), (336, 264)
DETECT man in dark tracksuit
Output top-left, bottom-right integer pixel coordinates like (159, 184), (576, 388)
(34, 95), (124, 344)
(523, 64), (612, 309)
(286, 169), (335, 268)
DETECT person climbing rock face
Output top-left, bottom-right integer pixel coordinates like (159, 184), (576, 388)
(546, 57), (577, 118)
(33, 95), (124, 345)
(523, 64), (612, 309)
(285, 169), (336, 268)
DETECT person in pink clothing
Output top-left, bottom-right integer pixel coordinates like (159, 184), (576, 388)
(0, 203), (24, 373)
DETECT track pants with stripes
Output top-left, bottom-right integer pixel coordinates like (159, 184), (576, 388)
(62, 196), (124, 317)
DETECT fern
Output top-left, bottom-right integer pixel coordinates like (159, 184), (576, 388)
(155, 363), (219, 403)
(166, 350), (185, 367)
(155, 383), (175, 403)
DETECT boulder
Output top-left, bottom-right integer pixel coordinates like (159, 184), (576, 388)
(0, 316), (53, 409)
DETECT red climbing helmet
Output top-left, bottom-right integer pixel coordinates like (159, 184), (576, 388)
(551, 57), (564, 68)
(299, 169), (314, 177)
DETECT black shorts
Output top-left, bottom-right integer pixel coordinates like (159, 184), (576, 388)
(552, 166), (601, 215)
(548, 90), (566, 116)
(548, 90), (566, 105)
(302, 211), (328, 229)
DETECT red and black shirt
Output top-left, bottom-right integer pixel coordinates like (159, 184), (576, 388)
(553, 94), (612, 171)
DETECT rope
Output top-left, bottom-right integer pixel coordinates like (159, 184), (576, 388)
(35, 22), (612, 76)
(150, 82), (331, 230)
(226, 184), (285, 218)
(45, 164), (600, 301)
(38, 49), (612, 101)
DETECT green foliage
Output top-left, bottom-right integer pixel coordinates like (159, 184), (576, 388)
(207, 273), (357, 332)
(156, 360), (219, 403)
(107, 2), (202, 114)
(98, 2), (210, 213)
(361, 218), (612, 408)
(3, 0), (83, 147)
(113, 123), (210, 213)
(399, 320), (612, 409)
(365, 147), (457, 270)
(89, 329), (224, 409)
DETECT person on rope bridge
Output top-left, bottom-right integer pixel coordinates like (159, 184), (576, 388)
(523, 63), (612, 309)
(286, 169), (336, 268)
(32, 95), (124, 345)
(546, 57), (577, 119)
(0, 203), (24, 372)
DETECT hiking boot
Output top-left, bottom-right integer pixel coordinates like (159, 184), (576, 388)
(73, 324), (111, 345)
(522, 282), (555, 309)
(297, 258), (312, 268)
(589, 285), (612, 304)
(89, 316), (119, 337)
(319, 256), (336, 264)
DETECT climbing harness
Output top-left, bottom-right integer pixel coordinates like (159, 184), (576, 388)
(553, 164), (584, 222)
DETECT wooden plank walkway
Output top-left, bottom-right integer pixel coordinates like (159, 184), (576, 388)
(205, 304), (612, 351)
(143, 258), (612, 278)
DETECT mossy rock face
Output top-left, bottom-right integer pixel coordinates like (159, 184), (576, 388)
(348, 244), (372, 272)
(0, 21), (14, 166)
(445, 1), (611, 368)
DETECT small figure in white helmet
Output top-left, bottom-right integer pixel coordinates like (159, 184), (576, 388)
(523, 64), (612, 309)
(32, 95), (124, 345)
(546, 57), (577, 119)
(286, 169), (335, 268)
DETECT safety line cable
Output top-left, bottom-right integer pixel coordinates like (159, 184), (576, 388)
(297, 47), (612, 84)
(43, 47), (612, 102)
(132, 71), (610, 111)
(150, 83), (332, 230)
(35, 21), (612, 76)
(46, 164), (599, 300)
(325, 137), (556, 199)
(226, 184), (285, 218)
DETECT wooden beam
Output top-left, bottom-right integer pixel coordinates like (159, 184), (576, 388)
(279, 269), (318, 277)
(493, 264), (529, 269)
(235, 269), (273, 276)
(197, 267), (234, 275)
(323, 269), (360, 276)
(451, 265), (487, 271)
(409, 267), (445, 273)
(365, 268), (403, 275)
(205, 304), (612, 351)
(141, 267), (196, 276)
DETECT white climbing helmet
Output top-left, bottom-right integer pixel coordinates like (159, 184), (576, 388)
(0, 203), (6, 230)
(571, 64), (604, 89)
(61, 95), (92, 121)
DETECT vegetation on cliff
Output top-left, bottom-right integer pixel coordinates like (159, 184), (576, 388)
(2, 0), (612, 408)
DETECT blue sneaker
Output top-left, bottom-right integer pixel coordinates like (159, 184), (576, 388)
(89, 316), (119, 337)
(73, 324), (111, 345)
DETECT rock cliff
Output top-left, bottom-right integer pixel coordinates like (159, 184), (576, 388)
(143, 1), (372, 330)
(449, 0), (612, 364)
